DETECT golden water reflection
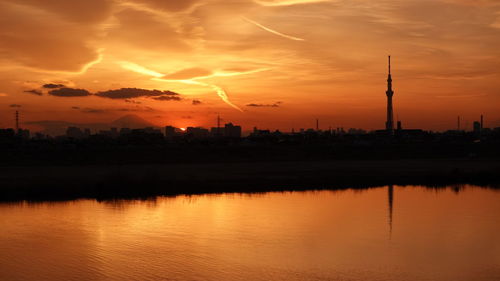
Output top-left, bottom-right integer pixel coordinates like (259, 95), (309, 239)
(0, 186), (499, 281)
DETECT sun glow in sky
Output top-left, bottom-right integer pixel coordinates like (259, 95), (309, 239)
(0, 0), (499, 133)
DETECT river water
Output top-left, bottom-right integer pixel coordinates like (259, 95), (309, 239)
(1, 185), (499, 281)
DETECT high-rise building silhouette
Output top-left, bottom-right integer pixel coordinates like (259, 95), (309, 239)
(473, 121), (481, 134)
(165, 126), (176, 139)
(224, 123), (242, 138)
(385, 56), (394, 133)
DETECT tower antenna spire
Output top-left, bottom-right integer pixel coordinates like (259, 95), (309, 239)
(388, 55), (391, 75)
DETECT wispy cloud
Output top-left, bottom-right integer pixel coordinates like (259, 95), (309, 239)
(156, 76), (244, 112)
(118, 61), (164, 78)
(119, 61), (263, 112)
(26, 49), (105, 75)
(242, 17), (305, 41)
(254, 0), (332, 6)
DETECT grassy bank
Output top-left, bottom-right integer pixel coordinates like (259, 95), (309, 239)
(0, 158), (498, 201)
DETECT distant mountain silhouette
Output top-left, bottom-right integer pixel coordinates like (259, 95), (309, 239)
(111, 114), (155, 129)
(26, 114), (159, 136)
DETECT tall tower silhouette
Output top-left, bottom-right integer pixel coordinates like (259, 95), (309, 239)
(385, 56), (394, 133)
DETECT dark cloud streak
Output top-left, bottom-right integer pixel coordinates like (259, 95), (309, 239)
(43, 83), (65, 89)
(95, 88), (181, 100)
(246, 102), (281, 107)
(48, 88), (91, 97)
(24, 89), (43, 96)
(152, 96), (182, 101)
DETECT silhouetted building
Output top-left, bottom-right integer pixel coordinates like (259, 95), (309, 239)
(120, 128), (131, 135)
(99, 128), (119, 138)
(395, 129), (426, 140)
(129, 128), (162, 135)
(385, 56), (394, 133)
(0, 129), (15, 138)
(347, 128), (366, 135)
(33, 132), (47, 140)
(66, 127), (85, 139)
(224, 123), (241, 138)
(210, 127), (219, 137)
(16, 129), (30, 140)
(84, 128), (91, 138)
(144, 127), (162, 134)
(186, 127), (209, 138)
(165, 126), (177, 138)
(473, 121), (481, 134)
(119, 128), (164, 143)
(251, 127), (271, 136)
(208, 115), (223, 137)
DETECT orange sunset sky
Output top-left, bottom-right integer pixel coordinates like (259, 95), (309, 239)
(0, 0), (499, 133)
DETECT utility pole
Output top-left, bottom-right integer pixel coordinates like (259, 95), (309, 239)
(217, 114), (221, 137)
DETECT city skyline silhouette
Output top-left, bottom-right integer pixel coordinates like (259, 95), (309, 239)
(2, 55), (496, 138)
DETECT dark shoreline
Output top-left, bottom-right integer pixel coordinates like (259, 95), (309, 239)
(1, 158), (499, 202)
